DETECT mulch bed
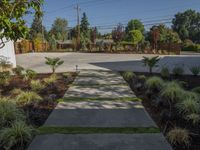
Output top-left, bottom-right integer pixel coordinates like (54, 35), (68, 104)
(0, 72), (77, 127)
(123, 72), (200, 150)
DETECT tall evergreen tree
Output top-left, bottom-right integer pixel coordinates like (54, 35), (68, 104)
(80, 12), (90, 39)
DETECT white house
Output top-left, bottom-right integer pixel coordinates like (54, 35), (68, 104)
(0, 38), (16, 67)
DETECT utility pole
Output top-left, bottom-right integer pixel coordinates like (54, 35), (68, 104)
(74, 4), (81, 50)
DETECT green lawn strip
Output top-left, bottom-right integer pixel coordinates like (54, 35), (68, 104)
(71, 84), (128, 87)
(38, 127), (160, 135)
(57, 97), (141, 103)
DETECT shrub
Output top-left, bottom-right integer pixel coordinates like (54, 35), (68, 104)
(16, 91), (42, 106)
(185, 113), (200, 125)
(44, 74), (59, 85)
(167, 128), (190, 146)
(23, 69), (37, 81)
(192, 87), (200, 95)
(184, 91), (199, 101)
(189, 66), (200, 76)
(0, 98), (25, 128)
(160, 67), (170, 78)
(0, 71), (11, 86)
(10, 88), (23, 96)
(122, 71), (135, 81)
(138, 75), (146, 81)
(45, 57), (64, 73)
(176, 97), (200, 114)
(161, 81), (184, 103)
(12, 65), (24, 76)
(30, 80), (45, 92)
(142, 56), (160, 73)
(146, 76), (164, 91)
(0, 121), (34, 150)
(172, 66), (184, 76)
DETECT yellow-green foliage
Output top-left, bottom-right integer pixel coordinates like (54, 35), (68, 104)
(185, 113), (200, 125)
(12, 65), (24, 76)
(176, 97), (200, 114)
(0, 98), (25, 128)
(146, 76), (164, 90)
(122, 71), (135, 80)
(0, 121), (34, 150)
(44, 74), (59, 85)
(161, 81), (185, 102)
(167, 128), (190, 146)
(30, 80), (45, 92)
(10, 88), (23, 96)
(160, 67), (170, 78)
(23, 69), (37, 81)
(16, 91), (42, 106)
(0, 71), (11, 85)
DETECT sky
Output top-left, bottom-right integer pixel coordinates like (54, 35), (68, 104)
(26, 0), (200, 33)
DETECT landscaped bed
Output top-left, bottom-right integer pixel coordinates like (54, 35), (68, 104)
(122, 71), (200, 150)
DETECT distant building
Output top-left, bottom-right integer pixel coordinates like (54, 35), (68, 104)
(0, 38), (16, 67)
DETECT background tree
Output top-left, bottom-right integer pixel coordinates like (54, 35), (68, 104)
(112, 24), (125, 50)
(0, 0), (43, 49)
(29, 15), (47, 40)
(80, 12), (90, 50)
(129, 30), (143, 50)
(90, 27), (98, 44)
(50, 18), (68, 41)
(125, 19), (144, 41)
(172, 9), (200, 43)
(150, 26), (160, 50)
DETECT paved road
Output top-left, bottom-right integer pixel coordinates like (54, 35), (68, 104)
(16, 52), (200, 74)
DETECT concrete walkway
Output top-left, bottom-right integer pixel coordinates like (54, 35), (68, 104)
(27, 70), (172, 150)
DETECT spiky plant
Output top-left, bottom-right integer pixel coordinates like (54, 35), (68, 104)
(122, 71), (135, 81)
(30, 80), (45, 92)
(142, 56), (160, 73)
(185, 113), (200, 125)
(16, 91), (42, 106)
(43, 74), (59, 85)
(160, 67), (170, 78)
(10, 88), (23, 96)
(23, 69), (37, 81)
(167, 128), (190, 146)
(146, 76), (164, 91)
(192, 87), (200, 95)
(0, 71), (11, 86)
(176, 97), (200, 115)
(12, 65), (24, 76)
(189, 66), (200, 76)
(0, 98), (25, 128)
(0, 121), (35, 150)
(45, 57), (64, 73)
(172, 66), (184, 76)
(161, 81), (184, 103)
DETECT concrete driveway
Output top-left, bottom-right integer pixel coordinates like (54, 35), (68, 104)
(16, 52), (200, 74)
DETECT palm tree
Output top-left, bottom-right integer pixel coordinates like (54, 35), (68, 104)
(142, 56), (160, 73)
(45, 57), (64, 73)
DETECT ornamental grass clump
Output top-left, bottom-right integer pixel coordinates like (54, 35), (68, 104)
(0, 98), (25, 128)
(185, 113), (200, 125)
(146, 76), (164, 91)
(172, 66), (184, 76)
(30, 80), (45, 92)
(0, 121), (35, 150)
(122, 71), (135, 81)
(12, 65), (24, 76)
(16, 91), (42, 106)
(167, 128), (190, 146)
(161, 81), (185, 103)
(0, 71), (11, 86)
(23, 69), (37, 81)
(189, 66), (200, 76)
(176, 97), (200, 115)
(192, 86), (200, 95)
(44, 74), (59, 85)
(160, 67), (170, 78)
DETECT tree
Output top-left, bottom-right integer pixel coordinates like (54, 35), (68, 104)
(50, 18), (68, 41)
(142, 56), (160, 73)
(112, 23), (125, 49)
(129, 30), (143, 50)
(29, 15), (47, 40)
(125, 19), (144, 41)
(90, 27), (98, 44)
(80, 12), (90, 50)
(150, 26), (160, 50)
(172, 9), (200, 43)
(45, 57), (64, 73)
(0, 0), (43, 49)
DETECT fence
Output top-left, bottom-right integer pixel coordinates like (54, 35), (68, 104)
(14, 40), (49, 54)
